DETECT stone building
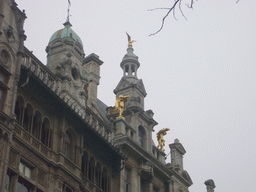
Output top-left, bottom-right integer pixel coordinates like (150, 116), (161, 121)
(0, 0), (192, 192)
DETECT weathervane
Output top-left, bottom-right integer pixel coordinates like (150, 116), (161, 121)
(67, 0), (71, 22)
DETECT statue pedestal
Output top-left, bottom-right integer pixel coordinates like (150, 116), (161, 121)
(114, 117), (126, 136)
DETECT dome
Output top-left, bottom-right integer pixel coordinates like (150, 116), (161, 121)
(49, 21), (83, 46)
(120, 46), (140, 68)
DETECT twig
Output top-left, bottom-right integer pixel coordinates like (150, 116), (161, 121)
(179, 0), (187, 20)
(149, 0), (180, 36)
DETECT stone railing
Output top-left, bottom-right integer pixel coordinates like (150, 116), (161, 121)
(14, 123), (52, 159)
(22, 47), (116, 150)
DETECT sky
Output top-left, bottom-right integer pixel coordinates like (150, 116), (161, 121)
(16, 0), (256, 191)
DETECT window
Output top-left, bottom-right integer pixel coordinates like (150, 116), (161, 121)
(23, 104), (33, 132)
(63, 184), (72, 192)
(19, 162), (32, 179)
(17, 179), (32, 192)
(140, 179), (146, 192)
(63, 134), (71, 158)
(4, 173), (11, 192)
(89, 157), (95, 183)
(0, 70), (9, 110)
(32, 111), (42, 139)
(102, 168), (109, 192)
(15, 96), (24, 125)
(81, 151), (89, 178)
(138, 126), (146, 147)
(124, 168), (131, 192)
(0, 89), (4, 110)
(41, 118), (51, 147)
(95, 162), (101, 187)
(130, 131), (134, 139)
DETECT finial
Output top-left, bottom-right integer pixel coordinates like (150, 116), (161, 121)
(157, 128), (170, 151)
(67, 0), (71, 22)
(126, 32), (136, 47)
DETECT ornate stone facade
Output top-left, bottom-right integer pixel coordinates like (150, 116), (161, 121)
(0, 1), (193, 192)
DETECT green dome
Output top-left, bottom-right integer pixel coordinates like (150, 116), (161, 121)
(49, 21), (83, 46)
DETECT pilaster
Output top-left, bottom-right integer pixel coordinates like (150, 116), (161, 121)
(114, 118), (127, 136)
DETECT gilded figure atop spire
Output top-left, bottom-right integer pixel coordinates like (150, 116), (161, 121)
(126, 32), (136, 47)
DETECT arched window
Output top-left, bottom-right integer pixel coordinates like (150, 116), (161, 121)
(32, 111), (42, 139)
(95, 162), (101, 187)
(63, 184), (72, 192)
(102, 167), (109, 192)
(41, 118), (51, 147)
(138, 126), (146, 148)
(81, 151), (89, 178)
(15, 96), (24, 125)
(63, 134), (71, 158)
(89, 157), (95, 183)
(23, 104), (33, 132)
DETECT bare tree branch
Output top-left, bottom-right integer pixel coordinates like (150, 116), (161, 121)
(149, 0), (180, 36)
(187, 0), (195, 9)
(179, 0), (187, 20)
(173, 6), (178, 21)
(148, 8), (172, 11)
(149, 0), (241, 36)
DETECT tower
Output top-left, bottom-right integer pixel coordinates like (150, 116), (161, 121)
(45, 21), (88, 106)
(114, 44), (147, 111)
(0, 1), (26, 191)
(113, 42), (157, 153)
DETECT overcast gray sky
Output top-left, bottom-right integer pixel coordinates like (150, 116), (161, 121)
(16, 0), (256, 191)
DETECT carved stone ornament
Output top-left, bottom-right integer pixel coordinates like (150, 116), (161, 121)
(0, 49), (10, 66)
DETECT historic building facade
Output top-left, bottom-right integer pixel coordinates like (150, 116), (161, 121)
(0, 1), (192, 192)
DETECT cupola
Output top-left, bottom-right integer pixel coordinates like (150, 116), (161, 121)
(49, 21), (83, 47)
(120, 45), (140, 82)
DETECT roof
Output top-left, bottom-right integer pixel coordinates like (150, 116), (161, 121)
(49, 21), (83, 46)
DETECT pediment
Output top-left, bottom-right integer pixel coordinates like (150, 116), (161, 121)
(114, 77), (147, 97)
(182, 170), (193, 185)
(135, 79), (147, 96)
(176, 144), (186, 155)
(114, 77), (132, 93)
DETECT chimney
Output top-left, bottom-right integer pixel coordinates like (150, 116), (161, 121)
(83, 53), (103, 108)
(204, 179), (215, 192)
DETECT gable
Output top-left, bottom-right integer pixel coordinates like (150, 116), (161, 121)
(114, 77), (147, 97)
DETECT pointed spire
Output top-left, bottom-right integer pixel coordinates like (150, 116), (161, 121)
(67, 0), (71, 22)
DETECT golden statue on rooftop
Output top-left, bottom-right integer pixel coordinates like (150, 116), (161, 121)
(112, 95), (130, 119)
(157, 128), (170, 151)
(126, 32), (136, 47)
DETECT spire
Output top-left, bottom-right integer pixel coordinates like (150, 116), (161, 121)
(120, 33), (140, 80)
(114, 34), (147, 110)
(67, 0), (71, 22)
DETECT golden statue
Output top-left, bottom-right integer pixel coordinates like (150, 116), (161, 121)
(157, 128), (170, 151)
(112, 95), (130, 119)
(126, 32), (136, 47)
